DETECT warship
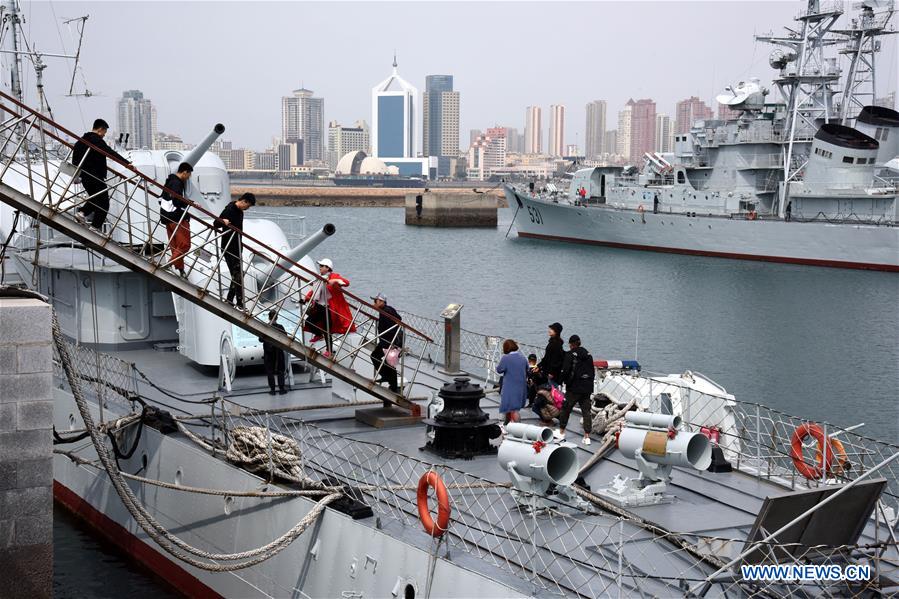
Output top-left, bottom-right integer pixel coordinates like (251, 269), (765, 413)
(0, 1), (897, 597)
(506, 1), (899, 271)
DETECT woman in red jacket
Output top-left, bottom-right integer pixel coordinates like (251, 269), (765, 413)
(303, 258), (357, 356)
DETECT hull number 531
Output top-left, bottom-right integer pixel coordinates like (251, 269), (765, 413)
(527, 206), (543, 225)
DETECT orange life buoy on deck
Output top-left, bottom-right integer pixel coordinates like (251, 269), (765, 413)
(417, 471), (451, 537)
(790, 423), (834, 480)
(815, 437), (850, 476)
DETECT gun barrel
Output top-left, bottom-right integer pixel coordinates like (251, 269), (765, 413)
(181, 123), (226, 168)
(257, 224), (336, 290)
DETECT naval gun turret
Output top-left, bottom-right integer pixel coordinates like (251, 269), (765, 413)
(180, 123), (226, 169)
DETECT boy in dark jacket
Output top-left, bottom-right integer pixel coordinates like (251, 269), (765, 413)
(556, 335), (595, 445)
(217, 192), (256, 308)
(72, 118), (131, 229)
(538, 322), (565, 385)
(159, 162), (193, 276)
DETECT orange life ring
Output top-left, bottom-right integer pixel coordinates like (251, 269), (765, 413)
(637, 204), (645, 214)
(790, 423), (834, 480)
(417, 471), (450, 537)
(815, 437), (850, 476)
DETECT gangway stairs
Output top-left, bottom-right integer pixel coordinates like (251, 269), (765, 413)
(0, 91), (431, 414)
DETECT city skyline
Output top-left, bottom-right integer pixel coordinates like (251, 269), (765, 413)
(27, 2), (898, 152)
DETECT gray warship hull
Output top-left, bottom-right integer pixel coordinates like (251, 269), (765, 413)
(507, 187), (899, 271)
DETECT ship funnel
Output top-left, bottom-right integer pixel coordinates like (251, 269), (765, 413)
(854, 106), (899, 166)
(181, 123), (226, 168)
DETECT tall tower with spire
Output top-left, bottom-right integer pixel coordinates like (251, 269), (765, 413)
(371, 54), (418, 158)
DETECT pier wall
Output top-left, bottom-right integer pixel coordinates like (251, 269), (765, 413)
(0, 297), (53, 598)
(405, 192), (499, 227)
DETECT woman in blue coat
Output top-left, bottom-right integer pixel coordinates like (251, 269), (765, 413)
(496, 339), (528, 424)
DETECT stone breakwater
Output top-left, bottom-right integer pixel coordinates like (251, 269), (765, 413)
(231, 186), (507, 208)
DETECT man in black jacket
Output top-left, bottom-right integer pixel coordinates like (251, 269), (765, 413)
(538, 322), (565, 385)
(159, 162), (193, 277)
(72, 118), (131, 229)
(259, 309), (288, 395)
(556, 335), (595, 445)
(217, 192), (256, 309)
(370, 293), (403, 393)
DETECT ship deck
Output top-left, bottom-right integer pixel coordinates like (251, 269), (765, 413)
(77, 340), (896, 598)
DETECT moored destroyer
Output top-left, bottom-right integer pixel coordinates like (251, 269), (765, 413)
(507, 1), (899, 271)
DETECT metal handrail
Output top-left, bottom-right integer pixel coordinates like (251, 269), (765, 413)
(0, 90), (431, 342)
(0, 93), (432, 410)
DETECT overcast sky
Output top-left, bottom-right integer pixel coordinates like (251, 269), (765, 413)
(21, 1), (899, 150)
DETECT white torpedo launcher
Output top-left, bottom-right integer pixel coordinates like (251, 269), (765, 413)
(498, 423), (588, 511)
(597, 412), (712, 507)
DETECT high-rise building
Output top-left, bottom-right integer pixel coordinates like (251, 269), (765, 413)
(116, 90), (157, 150)
(504, 127), (521, 153)
(372, 56), (418, 158)
(675, 96), (714, 134)
(565, 144), (578, 157)
(229, 148), (254, 171)
(469, 129), (483, 146)
(603, 130), (618, 157)
(629, 98), (656, 161)
(211, 140), (232, 168)
(277, 143), (297, 172)
(467, 130), (506, 181)
(655, 114), (673, 153)
(548, 105), (565, 157)
(617, 100), (634, 161)
(422, 75), (460, 174)
(327, 120), (370, 171)
(254, 151), (276, 170)
(281, 88), (325, 162)
(585, 100), (607, 160)
(524, 106), (542, 154)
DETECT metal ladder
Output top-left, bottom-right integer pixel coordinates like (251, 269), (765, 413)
(0, 91), (430, 414)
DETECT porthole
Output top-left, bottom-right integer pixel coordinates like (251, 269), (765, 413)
(175, 468), (183, 486)
(224, 495), (234, 515)
(68, 413), (76, 430)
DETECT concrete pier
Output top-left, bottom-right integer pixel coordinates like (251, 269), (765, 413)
(405, 191), (499, 227)
(0, 296), (53, 598)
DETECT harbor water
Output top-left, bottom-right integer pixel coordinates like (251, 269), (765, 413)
(55, 204), (899, 593)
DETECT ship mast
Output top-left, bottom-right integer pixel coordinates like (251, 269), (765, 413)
(836, 1), (896, 124)
(757, 0), (844, 218)
(758, 0), (896, 218)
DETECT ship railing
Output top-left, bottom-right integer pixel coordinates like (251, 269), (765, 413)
(791, 210), (898, 226)
(0, 90), (433, 410)
(248, 210), (307, 246)
(596, 370), (899, 524)
(191, 397), (897, 599)
(51, 336), (140, 411)
(397, 310), (542, 385)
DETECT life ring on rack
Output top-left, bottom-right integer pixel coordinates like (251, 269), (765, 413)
(815, 437), (850, 476)
(790, 423), (834, 480)
(637, 204), (645, 214)
(417, 471), (450, 537)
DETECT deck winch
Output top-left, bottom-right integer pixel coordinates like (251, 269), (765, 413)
(422, 377), (501, 459)
(596, 412), (712, 507)
(497, 424), (589, 511)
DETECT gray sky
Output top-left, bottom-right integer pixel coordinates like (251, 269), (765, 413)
(24, 1), (899, 150)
